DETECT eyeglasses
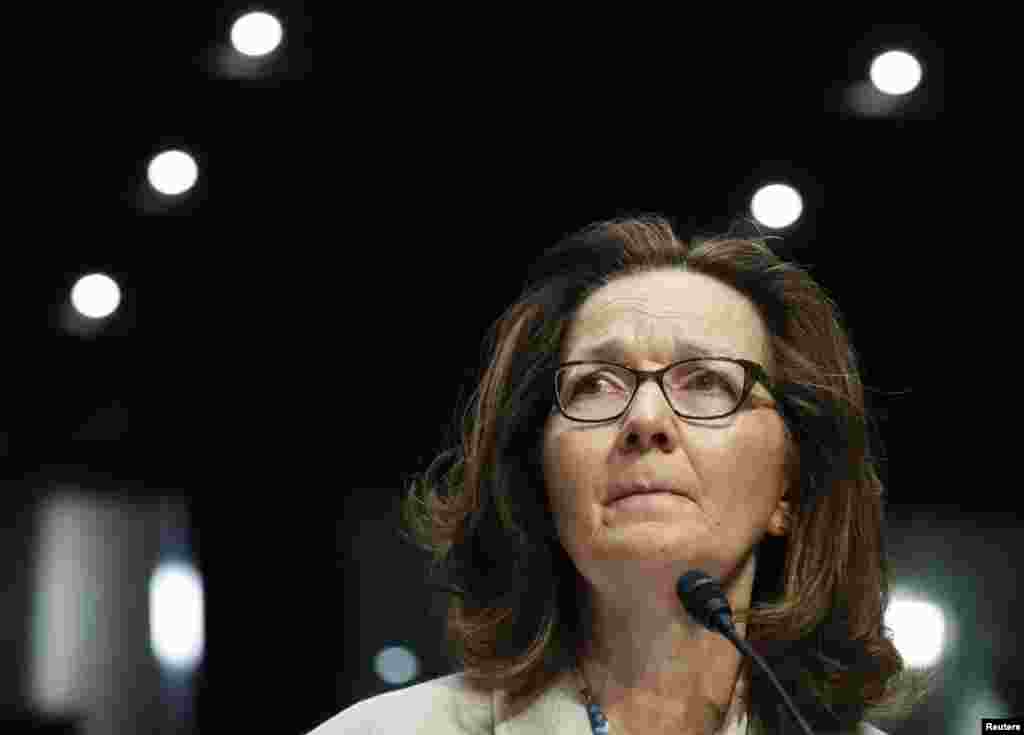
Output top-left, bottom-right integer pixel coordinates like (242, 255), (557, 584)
(553, 357), (776, 422)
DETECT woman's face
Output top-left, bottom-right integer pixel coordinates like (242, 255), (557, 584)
(541, 268), (791, 597)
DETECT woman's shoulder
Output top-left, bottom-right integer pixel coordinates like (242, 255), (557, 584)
(306, 672), (494, 735)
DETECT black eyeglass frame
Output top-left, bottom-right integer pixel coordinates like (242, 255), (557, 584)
(553, 357), (780, 422)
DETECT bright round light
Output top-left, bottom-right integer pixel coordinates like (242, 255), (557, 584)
(885, 596), (946, 668)
(373, 646), (419, 685)
(750, 183), (803, 230)
(71, 273), (121, 319)
(149, 561), (205, 672)
(231, 12), (284, 57)
(147, 150), (199, 196)
(870, 50), (923, 96)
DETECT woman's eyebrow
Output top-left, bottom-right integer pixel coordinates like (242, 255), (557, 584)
(572, 335), (733, 362)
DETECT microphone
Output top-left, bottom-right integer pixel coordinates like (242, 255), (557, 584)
(677, 570), (816, 735)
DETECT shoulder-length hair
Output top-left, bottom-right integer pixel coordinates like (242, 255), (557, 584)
(399, 213), (935, 733)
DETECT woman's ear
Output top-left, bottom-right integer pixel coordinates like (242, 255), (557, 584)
(768, 498), (792, 537)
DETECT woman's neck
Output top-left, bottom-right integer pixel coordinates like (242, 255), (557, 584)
(576, 597), (749, 734)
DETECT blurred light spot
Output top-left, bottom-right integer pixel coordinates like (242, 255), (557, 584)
(870, 50), (923, 96)
(750, 183), (803, 230)
(373, 645), (420, 685)
(886, 595), (946, 668)
(147, 150), (199, 196)
(71, 273), (121, 319)
(150, 561), (205, 672)
(231, 12), (284, 57)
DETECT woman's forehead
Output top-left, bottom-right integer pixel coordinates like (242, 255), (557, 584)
(566, 271), (768, 363)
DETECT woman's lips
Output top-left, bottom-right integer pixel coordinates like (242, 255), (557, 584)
(607, 491), (690, 512)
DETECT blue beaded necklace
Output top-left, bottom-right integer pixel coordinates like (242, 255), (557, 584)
(577, 663), (611, 735)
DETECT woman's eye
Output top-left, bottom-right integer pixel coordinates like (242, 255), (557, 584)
(680, 372), (733, 394)
(578, 376), (612, 394)
(574, 374), (624, 396)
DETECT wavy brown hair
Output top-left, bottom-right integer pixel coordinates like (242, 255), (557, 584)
(399, 213), (935, 733)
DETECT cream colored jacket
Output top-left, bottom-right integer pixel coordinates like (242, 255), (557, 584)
(309, 669), (888, 734)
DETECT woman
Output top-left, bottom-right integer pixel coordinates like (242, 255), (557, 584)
(312, 214), (933, 734)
